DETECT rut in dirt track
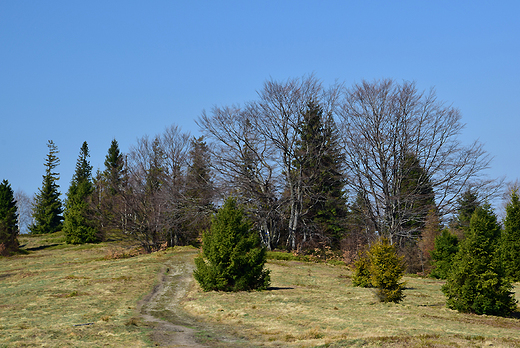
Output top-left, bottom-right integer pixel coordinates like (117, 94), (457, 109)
(137, 250), (208, 348)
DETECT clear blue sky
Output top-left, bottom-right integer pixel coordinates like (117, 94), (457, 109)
(1, 1), (519, 205)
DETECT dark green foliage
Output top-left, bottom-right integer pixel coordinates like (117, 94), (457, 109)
(91, 139), (127, 236)
(103, 139), (125, 196)
(194, 197), (270, 292)
(182, 136), (214, 244)
(352, 248), (372, 288)
(29, 140), (63, 234)
(451, 189), (480, 238)
(500, 190), (520, 281)
(442, 205), (517, 316)
(295, 100), (348, 247)
(429, 228), (459, 279)
(0, 179), (19, 254)
(369, 238), (406, 303)
(398, 152), (435, 237)
(63, 142), (100, 244)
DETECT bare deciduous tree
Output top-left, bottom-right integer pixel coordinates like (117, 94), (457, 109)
(198, 105), (282, 250)
(337, 79), (498, 244)
(124, 125), (190, 251)
(199, 75), (343, 251)
(251, 76), (342, 250)
(14, 190), (33, 235)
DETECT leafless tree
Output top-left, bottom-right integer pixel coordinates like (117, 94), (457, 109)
(252, 76), (342, 250)
(337, 79), (498, 244)
(14, 190), (33, 234)
(124, 125), (190, 251)
(198, 105), (282, 249)
(199, 75), (343, 251)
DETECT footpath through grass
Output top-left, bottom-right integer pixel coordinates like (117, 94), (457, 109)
(0, 233), (169, 347)
(183, 256), (520, 348)
(2, 235), (520, 347)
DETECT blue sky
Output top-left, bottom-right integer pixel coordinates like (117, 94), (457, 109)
(1, 1), (519, 206)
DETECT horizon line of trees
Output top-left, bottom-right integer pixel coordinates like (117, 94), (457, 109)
(2, 76), (510, 266)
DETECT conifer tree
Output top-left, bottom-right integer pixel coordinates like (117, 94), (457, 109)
(352, 238), (406, 304)
(399, 152), (435, 237)
(183, 136), (214, 242)
(91, 139), (126, 235)
(29, 140), (63, 234)
(500, 189), (520, 281)
(0, 179), (19, 255)
(295, 100), (347, 248)
(103, 139), (125, 195)
(369, 238), (406, 303)
(194, 197), (270, 291)
(442, 205), (516, 316)
(352, 247), (372, 288)
(429, 228), (459, 279)
(63, 142), (100, 244)
(451, 188), (480, 239)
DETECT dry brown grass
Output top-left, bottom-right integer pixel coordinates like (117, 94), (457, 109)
(0, 232), (171, 347)
(3, 234), (520, 348)
(183, 258), (520, 347)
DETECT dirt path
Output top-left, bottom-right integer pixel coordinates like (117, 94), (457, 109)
(137, 250), (208, 348)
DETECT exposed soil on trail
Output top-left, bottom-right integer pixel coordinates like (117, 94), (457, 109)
(137, 250), (247, 348)
(137, 250), (208, 347)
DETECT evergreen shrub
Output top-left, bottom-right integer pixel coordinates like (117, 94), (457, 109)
(194, 197), (270, 292)
(369, 238), (406, 303)
(352, 248), (372, 287)
(352, 239), (406, 303)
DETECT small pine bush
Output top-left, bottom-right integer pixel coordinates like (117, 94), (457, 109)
(352, 248), (372, 287)
(369, 238), (406, 303)
(193, 197), (270, 292)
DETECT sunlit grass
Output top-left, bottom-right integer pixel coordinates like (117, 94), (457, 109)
(3, 235), (520, 347)
(183, 258), (520, 347)
(0, 232), (169, 347)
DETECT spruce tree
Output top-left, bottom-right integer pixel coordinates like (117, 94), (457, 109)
(429, 228), (459, 279)
(295, 100), (348, 247)
(352, 238), (406, 303)
(29, 140), (63, 234)
(500, 189), (520, 281)
(103, 139), (125, 195)
(399, 152), (435, 236)
(63, 142), (100, 244)
(0, 179), (19, 255)
(442, 205), (516, 316)
(451, 188), (480, 238)
(194, 197), (270, 291)
(92, 139), (126, 235)
(352, 247), (373, 288)
(183, 136), (214, 243)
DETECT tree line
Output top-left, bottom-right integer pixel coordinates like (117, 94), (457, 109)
(0, 76), (504, 262)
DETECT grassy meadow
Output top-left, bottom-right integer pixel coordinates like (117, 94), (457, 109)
(183, 259), (520, 347)
(0, 233), (167, 347)
(1, 233), (520, 347)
